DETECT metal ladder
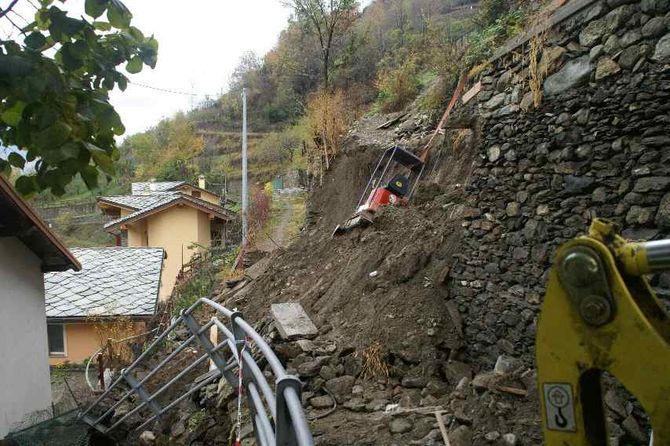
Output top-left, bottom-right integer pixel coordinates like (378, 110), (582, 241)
(78, 298), (314, 446)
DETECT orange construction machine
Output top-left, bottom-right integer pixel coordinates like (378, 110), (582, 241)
(332, 145), (424, 236)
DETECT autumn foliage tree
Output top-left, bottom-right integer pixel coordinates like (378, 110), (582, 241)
(120, 112), (204, 181)
(306, 89), (348, 182)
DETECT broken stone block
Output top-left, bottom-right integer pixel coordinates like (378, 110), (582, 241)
(494, 355), (523, 375)
(271, 302), (318, 340)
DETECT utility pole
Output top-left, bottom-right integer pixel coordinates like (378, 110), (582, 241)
(241, 88), (248, 247)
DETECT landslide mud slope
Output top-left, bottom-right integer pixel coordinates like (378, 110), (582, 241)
(215, 111), (545, 445)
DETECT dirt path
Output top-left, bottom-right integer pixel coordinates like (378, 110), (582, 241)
(253, 191), (305, 253)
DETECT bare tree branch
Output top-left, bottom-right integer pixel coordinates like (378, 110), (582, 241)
(283, 0), (355, 88)
(0, 0), (19, 19)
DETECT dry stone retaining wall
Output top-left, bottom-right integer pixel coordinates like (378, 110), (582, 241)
(449, 0), (670, 367)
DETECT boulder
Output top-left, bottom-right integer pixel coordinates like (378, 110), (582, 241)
(564, 175), (595, 193)
(487, 145), (501, 162)
(641, 0), (670, 13)
(619, 45), (642, 69)
(449, 426), (473, 446)
(502, 433), (518, 446)
(342, 355), (362, 377)
(520, 91), (534, 111)
(641, 17), (666, 37)
(506, 201), (521, 217)
(595, 57), (621, 80)
(652, 33), (670, 62)
(603, 35), (621, 54)
(579, 6), (632, 47)
(443, 360), (472, 384)
(656, 193), (670, 228)
(485, 431), (501, 442)
(620, 30), (642, 47)
(485, 93), (506, 110)
(494, 355), (523, 375)
(544, 56), (592, 96)
(343, 397), (366, 411)
(139, 431), (156, 445)
(297, 358), (328, 377)
(633, 177), (670, 192)
(325, 375), (355, 403)
(319, 365), (337, 381)
(580, 19), (610, 47)
(539, 46), (567, 73)
(626, 206), (656, 225)
(401, 374), (427, 389)
(310, 395), (334, 409)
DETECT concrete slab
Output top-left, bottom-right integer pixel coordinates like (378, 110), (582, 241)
(271, 302), (318, 340)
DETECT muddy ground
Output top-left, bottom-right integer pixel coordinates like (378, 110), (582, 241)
(212, 109), (546, 445)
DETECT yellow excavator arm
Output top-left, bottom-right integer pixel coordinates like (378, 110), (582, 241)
(537, 219), (670, 445)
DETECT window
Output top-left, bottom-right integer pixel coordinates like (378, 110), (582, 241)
(47, 324), (66, 356)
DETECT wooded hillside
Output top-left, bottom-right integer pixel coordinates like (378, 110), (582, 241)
(36, 0), (543, 203)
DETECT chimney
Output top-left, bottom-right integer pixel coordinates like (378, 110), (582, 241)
(198, 174), (206, 189)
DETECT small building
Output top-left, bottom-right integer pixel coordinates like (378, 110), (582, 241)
(44, 247), (165, 365)
(0, 176), (80, 439)
(97, 178), (234, 301)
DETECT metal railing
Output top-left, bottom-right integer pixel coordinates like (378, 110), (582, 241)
(78, 298), (314, 446)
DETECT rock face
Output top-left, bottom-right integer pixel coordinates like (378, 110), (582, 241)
(544, 56), (592, 96)
(653, 33), (670, 61)
(451, 0), (670, 370)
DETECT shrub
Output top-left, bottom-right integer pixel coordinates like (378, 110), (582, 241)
(306, 89), (350, 181)
(248, 184), (272, 240)
(375, 56), (421, 112)
(465, 10), (525, 66)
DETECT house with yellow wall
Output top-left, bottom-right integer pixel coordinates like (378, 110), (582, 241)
(44, 247), (165, 366)
(97, 178), (234, 301)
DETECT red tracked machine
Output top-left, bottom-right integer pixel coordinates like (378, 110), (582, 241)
(332, 145), (424, 236)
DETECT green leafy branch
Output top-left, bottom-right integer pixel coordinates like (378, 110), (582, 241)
(0, 0), (158, 196)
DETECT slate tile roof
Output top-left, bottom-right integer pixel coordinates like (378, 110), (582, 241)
(98, 192), (180, 211)
(44, 247), (164, 318)
(103, 193), (234, 230)
(131, 181), (185, 195)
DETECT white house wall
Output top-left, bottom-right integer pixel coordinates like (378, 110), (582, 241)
(0, 238), (53, 438)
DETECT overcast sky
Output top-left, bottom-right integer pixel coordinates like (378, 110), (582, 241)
(109, 1), (293, 136)
(1, 0), (293, 136)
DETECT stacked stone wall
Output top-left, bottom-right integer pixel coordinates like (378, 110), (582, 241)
(449, 0), (670, 366)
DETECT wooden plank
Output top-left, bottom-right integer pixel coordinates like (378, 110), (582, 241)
(461, 81), (482, 105)
(496, 385), (528, 397)
(434, 411), (451, 446)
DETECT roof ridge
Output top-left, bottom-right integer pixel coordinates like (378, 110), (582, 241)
(70, 246), (165, 251)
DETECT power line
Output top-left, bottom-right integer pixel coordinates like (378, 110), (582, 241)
(128, 80), (211, 97)
(0, 0), (19, 20)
